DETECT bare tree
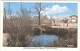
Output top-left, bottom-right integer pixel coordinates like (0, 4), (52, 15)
(8, 3), (12, 19)
(4, 8), (6, 19)
(3, 3), (33, 47)
(13, 3), (33, 47)
(33, 3), (49, 25)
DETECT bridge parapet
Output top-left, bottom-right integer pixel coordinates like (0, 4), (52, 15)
(32, 25), (46, 32)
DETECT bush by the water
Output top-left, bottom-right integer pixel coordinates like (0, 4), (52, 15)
(48, 28), (77, 47)
(3, 17), (33, 47)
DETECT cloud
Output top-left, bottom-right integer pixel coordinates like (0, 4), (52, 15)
(41, 5), (68, 16)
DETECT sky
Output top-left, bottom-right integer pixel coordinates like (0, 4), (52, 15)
(4, 2), (78, 18)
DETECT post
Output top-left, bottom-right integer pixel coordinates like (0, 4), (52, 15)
(67, 19), (68, 27)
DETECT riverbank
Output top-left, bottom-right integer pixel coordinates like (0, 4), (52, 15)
(33, 26), (77, 47)
(34, 26), (77, 38)
(45, 27), (77, 47)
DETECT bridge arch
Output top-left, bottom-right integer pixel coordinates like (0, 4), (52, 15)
(32, 26), (46, 35)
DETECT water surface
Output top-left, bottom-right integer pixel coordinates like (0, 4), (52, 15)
(29, 34), (59, 47)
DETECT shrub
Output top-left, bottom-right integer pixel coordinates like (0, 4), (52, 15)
(3, 16), (33, 47)
(48, 28), (77, 47)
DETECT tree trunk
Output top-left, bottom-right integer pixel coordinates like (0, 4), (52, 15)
(38, 12), (40, 25)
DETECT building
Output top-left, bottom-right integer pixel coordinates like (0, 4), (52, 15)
(62, 15), (78, 23)
(68, 15), (78, 23)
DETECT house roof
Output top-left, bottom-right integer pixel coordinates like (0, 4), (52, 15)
(70, 15), (78, 17)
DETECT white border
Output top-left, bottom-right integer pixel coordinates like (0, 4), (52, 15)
(0, 1), (3, 51)
(2, 1), (78, 3)
(0, 1), (79, 51)
(78, 2), (80, 51)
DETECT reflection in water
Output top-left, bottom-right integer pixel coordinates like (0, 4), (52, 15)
(29, 34), (59, 47)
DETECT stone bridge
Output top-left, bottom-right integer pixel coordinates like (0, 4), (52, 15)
(32, 25), (46, 32)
